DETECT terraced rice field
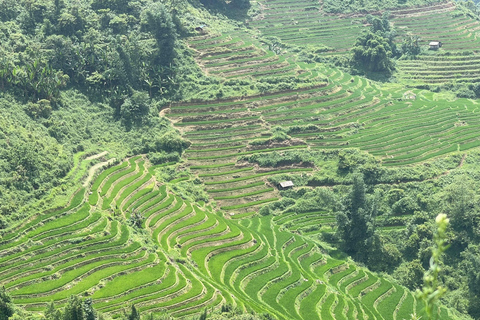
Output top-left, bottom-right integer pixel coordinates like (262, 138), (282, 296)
(170, 62), (480, 188)
(392, 4), (479, 52)
(250, 0), (459, 55)
(188, 29), (302, 78)
(1, 1), (478, 317)
(397, 52), (480, 84)
(391, 2), (480, 84)
(250, 0), (366, 54)
(0, 153), (454, 319)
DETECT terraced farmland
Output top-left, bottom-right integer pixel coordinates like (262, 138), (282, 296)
(171, 60), (480, 178)
(392, 4), (479, 52)
(397, 52), (480, 84)
(0, 153), (456, 319)
(188, 29), (301, 78)
(250, 0), (366, 54)
(250, 0), (459, 55)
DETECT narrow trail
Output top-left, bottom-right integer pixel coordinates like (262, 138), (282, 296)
(85, 151), (109, 161)
(83, 157), (116, 188)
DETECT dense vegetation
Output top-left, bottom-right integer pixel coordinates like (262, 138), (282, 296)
(2, 0), (480, 319)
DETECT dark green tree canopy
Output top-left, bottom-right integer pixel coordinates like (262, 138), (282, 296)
(0, 287), (14, 320)
(351, 31), (395, 73)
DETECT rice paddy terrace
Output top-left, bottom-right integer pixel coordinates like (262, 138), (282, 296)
(2, 2), (480, 319)
(174, 0), (480, 219)
(250, 0), (480, 84)
(188, 28), (317, 79)
(169, 63), (480, 213)
(249, 0), (457, 54)
(0, 154), (456, 319)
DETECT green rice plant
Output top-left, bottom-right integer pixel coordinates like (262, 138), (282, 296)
(116, 171), (154, 214)
(214, 188), (274, 200)
(203, 231), (255, 279)
(218, 239), (262, 284)
(339, 270), (365, 293)
(122, 187), (154, 213)
(89, 161), (129, 205)
(94, 265), (179, 311)
(328, 265), (356, 289)
(220, 198), (278, 210)
(164, 206), (207, 249)
(207, 181), (265, 193)
(102, 161), (146, 210)
(376, 284), (405, 320)
(24, 203), (90, 240)
(190, 163), (235, 169)
(348, 272), (378, 297)
(299, 284), (324, 320)
(16, 252), (156, 304)
(137, 264), (205, 311)
(205, 168), (312, 185)
(142, 193), (174, 222)
(174, 215), (218, 246)
(188, 226), (244, 271)
(147, 196), (183, 228)
(1, 187), (85, 244)
(0, 216), (107, 277)
(99, 157), (139, 197)
(31, 211), (101, 242)
(91, 263), (167, 299)
(361, 279), (392, 319)
(198, 167), (252, 177)
(333, 295), (347, 320)
(319, 293), (335, 320)
(10, 242), (143, 294)
(134, 186), (167, 212)
(154, 204), (193, 248)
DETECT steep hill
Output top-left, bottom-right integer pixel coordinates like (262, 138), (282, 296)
(1, 0), (480, 319)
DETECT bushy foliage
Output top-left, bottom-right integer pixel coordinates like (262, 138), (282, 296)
(0, 0), (181, 102)
(239, 150), (314, 167)
(351, 31), (395, 73)
(0, 287), (14, 320)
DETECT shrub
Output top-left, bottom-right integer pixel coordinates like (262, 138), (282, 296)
(148, 151), (180, 164)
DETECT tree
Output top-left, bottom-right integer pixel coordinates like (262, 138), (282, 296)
(83, 298), (95, 320)
(461, 244), (480, 318)
(336, 172), (376, 259)
(0, 287), (14, 320)
(230, 0), (251, 9)
(140, 3), (176, 65)
(351, 31), (395, 73)
(120, 91), (151, 128)
(198, 308), (207, 320)
(443, 176), (478, 236)
(126, 305), (140, 320)
(63, 295), (84, 320)
(401, 34), (421, 57)
(45, 301), (57, 320)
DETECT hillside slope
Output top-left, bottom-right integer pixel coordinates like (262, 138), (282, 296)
(0, 154), (465, 320)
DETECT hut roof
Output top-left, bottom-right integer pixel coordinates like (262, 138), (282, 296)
(279, 181), (294, 188)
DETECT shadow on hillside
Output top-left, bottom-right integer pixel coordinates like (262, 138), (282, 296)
(190, 0), (251, 22)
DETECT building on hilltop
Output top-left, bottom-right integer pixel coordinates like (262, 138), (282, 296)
(429, 41), (442, 50)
